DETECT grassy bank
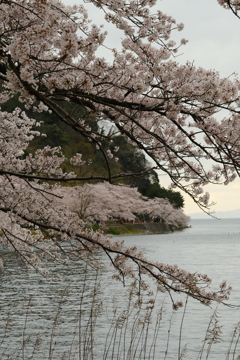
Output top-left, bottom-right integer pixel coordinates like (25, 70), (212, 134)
(104, 222), (188, 235)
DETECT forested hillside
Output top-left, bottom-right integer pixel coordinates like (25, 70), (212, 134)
(2, 90), (184, 208)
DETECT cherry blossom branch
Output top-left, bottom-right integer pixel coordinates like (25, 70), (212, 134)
(0, 168), (157, 183)
(0, 204), (232, 308)
(218, 0), (240, 19)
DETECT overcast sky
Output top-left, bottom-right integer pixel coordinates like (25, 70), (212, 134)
(63, 0), (240, 215)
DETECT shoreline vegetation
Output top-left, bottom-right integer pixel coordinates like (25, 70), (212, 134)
(103, 222), (189, 236)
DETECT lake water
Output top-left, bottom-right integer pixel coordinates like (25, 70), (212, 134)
(1, 218), (240, 359)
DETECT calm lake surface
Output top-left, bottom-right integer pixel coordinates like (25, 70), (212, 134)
(1, 218), (240, 359)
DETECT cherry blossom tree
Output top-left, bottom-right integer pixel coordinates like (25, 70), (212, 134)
(61, 182), (190, 226)
(0, 0), (238, 307)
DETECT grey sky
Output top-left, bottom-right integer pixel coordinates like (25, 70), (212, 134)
(159, 0), (240, 77)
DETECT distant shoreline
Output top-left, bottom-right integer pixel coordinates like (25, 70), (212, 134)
(189, 209), (240, 220)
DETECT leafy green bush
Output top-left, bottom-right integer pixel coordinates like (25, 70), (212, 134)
(107, 226), (121, 235)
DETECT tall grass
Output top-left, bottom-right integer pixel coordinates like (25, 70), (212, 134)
(1, 273), (240, 359)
